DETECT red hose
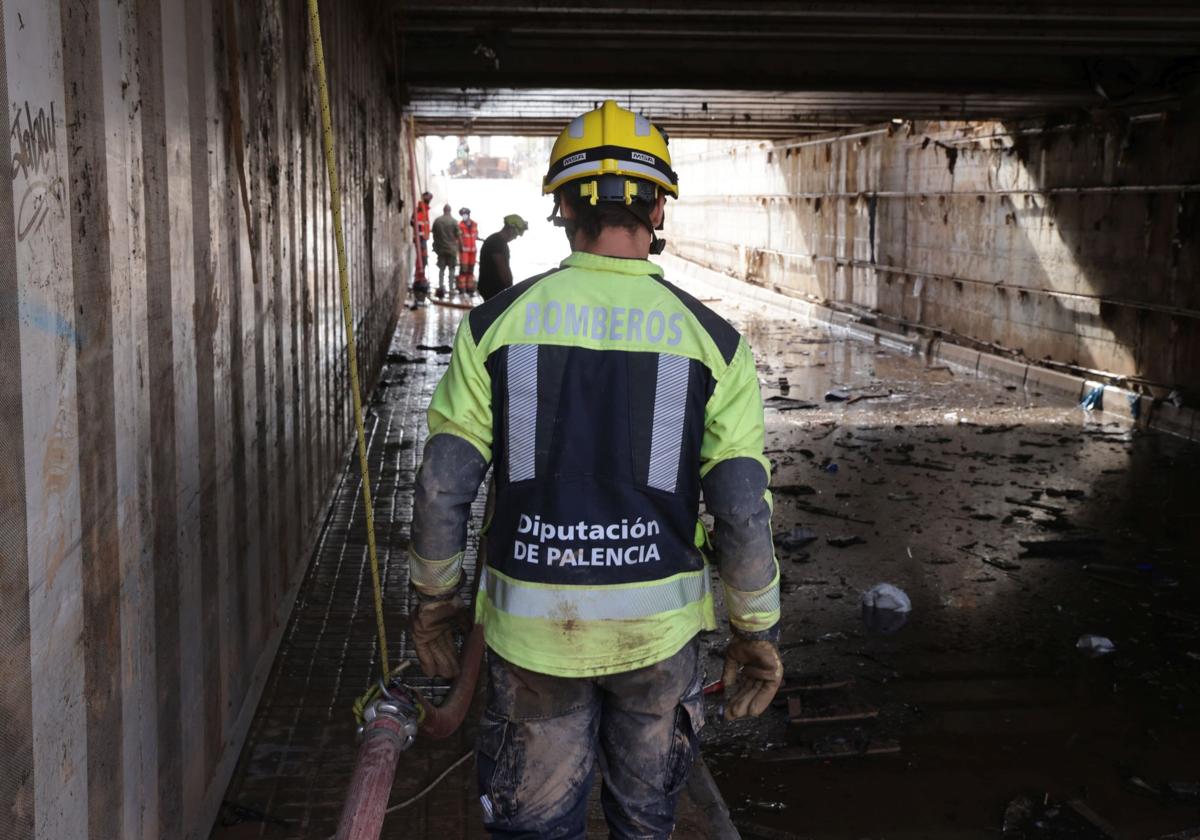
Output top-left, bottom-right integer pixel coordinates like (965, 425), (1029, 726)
(413, 623), (485, 739)
(334, 715), (413, 840)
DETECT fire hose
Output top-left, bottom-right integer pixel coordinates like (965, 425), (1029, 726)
(306, 3), (483, 838)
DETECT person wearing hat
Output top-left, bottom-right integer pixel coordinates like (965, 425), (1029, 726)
(430, 203), (462, 299)
(456, 207), (480, 297)
(475, 213), (528, 302)
(407, 101), (780, 837)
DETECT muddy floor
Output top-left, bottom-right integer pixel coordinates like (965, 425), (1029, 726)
(698, 283), (1200, 840)
(217, 261), (1200, 840)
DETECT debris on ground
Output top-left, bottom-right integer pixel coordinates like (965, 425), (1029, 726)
(764, 395), (819, 411)
(1001, 792), (1116, 838)
(386, 351), (425, 364)
(793, 500), (873, 525)
(1018, 536), (1104, 558)
(756, 731), (902, 763)
(1081, 383), (1104, 411)
(415, 343), (453, 353)
(861, 582), (911, 634)
(982, 557), (1021, 572)
(824, 389), (850, 402)
(787, 694), (878, 726)
(827, 535), (866, 548)
(775, 526), (819, 551)
(773, 484), (817, 496)
(1076, 634), (1116, 657)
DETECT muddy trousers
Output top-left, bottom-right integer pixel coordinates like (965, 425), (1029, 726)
(477, 637), (704, 840)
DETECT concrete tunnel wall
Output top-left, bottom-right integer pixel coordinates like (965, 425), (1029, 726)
(671, 115), (1200, 398)
(0, 1), (411, 838)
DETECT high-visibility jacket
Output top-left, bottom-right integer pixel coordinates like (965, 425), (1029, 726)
(458, 219), (479, 271)
(415, 251), (779, 677)
(414, 200), (431, 240)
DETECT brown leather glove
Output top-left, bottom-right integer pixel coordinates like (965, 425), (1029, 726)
(410, 595), (468, 678)
(722, 636), (784, 721)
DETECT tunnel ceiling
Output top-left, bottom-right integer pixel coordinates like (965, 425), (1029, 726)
(383, 0), (1200, 138)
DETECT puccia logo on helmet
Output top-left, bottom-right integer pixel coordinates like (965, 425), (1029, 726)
(562, 152), (587, 167)
(630, 151), (655, 165)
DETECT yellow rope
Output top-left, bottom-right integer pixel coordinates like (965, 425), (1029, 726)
(307, 0), (390, 680)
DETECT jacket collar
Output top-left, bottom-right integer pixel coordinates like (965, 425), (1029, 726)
(561, 250), (661, 276)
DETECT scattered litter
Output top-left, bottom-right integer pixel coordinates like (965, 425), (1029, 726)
(756, 732), (901, 763)
(1166, 389), (1184, 408)
(773, 484), (817, 496)
(793, 500), (873, 525)
(1080, 383), (1104, 411)
(775, 527), (819, 550)
(1076, 634), (1116, 657)
(1166, 781), (1200, 802)
(981, 557), (1021, 572)
(823, 461), (839, 474)
(861, 583), (911, 635)
(1128, 392), (1141, 419)
(416, 343), (453, 353)
(1005, 496), (1066, 514)
(1002, 793), (1116, 838)
(386, 352), (425, 365)
(824, 389), (850, 402)
(827, 535), (866, 548)
(765, 395), (819, 411)
(978, 423), (1023, 435)
(778, 376), (790, 395)
(1043, 487), (1086, 500)
(1018, 536), (1102, 558)
(847, 392), (891, 404)
(746, 800), (788, 812)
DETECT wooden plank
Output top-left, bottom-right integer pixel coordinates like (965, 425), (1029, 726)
(787, 694), (879, 725)
(756, 739), (902, 763)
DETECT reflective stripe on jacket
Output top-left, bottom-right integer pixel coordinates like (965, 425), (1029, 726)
(414, 200), (430, 239)
(425, 251), (776, 676)
(458, 219), (478, 269)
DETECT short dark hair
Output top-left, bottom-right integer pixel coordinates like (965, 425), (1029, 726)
(561, 193), (645, 242)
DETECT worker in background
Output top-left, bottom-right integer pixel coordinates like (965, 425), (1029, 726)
(431, 203), (461, 300)
(410, 190), (433, 307)
(475, 214), (528, 302)
(456, 207), (479, 297)
(407, 100), (781, 838)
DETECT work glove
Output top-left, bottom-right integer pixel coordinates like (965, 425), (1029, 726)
(721, 635), (784, 721)
(410, 593), (469, 679)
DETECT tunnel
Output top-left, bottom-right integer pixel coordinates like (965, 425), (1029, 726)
(2, 2), (1199, 839)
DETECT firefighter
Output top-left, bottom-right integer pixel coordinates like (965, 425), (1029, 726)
(410, 190), (433, 306)
(407, 100), (781, 838)
(476, 214), (528, 302)
(456, 207), (479, 297)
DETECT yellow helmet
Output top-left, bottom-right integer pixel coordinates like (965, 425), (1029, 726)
(543, 100), (678, 203)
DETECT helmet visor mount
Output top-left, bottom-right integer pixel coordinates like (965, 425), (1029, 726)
(550, 175), (667, 254)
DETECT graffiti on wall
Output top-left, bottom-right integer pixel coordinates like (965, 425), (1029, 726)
(10, 100), (64, 242)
